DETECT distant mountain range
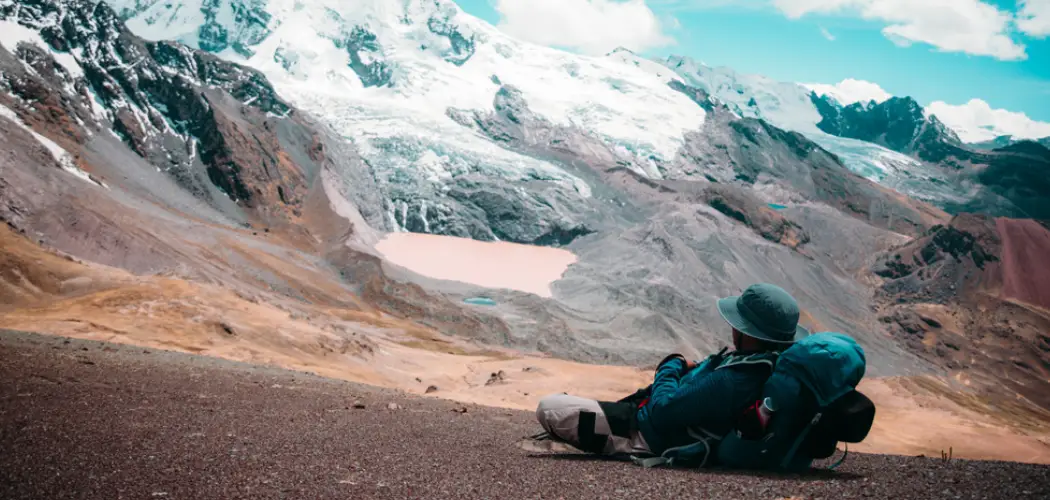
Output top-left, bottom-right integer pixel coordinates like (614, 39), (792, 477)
(104, 0), (1047, 224)
(970, 135), (1050, 150)
(810, 93), (1050, 219)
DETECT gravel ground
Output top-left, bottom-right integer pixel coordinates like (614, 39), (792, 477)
(1, 330), (1048, 499)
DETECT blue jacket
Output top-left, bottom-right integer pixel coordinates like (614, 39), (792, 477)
(636, 352), (777, 454)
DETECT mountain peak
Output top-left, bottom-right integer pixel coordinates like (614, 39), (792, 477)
(812, 93), (965, 160)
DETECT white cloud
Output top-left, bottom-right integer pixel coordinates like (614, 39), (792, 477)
(1018, 0), (1050, 37)
(927, 99), (1050, 143)
(774, 0), (853, 17)
(494, 0), (675, 55)
(804, 78), (893, 105)
(772, 0), (1027, 60)
(820, 26), (836, 40)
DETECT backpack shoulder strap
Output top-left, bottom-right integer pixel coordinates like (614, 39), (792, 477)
(780, 410), (823, 469)
(716, 351), (779, 372)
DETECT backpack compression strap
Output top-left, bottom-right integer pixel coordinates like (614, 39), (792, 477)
(631, 435), (713, 469)
(576, 411), (608, 454)
(828, 444), (849, 470)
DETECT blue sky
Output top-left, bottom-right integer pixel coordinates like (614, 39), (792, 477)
(454, 0), (1050, 138)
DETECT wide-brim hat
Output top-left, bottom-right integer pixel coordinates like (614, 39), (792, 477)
(717, 283), (809, 344)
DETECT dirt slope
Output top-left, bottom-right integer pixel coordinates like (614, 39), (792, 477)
(998, 218), (1050, 311)
(3, 331), (1049, 500)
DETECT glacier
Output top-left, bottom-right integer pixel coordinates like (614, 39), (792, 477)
(110, 0), (711, 241)
(106, 0), (984, 238)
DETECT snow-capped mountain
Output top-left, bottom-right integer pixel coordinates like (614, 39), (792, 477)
(661, 56), (971, 205)
(665, 55), (823, 134)
(102, 0), (1041, 225)
(0, 0), (395, 232)
(806, 92), (1050, 219)
(108, 0), (713, 243)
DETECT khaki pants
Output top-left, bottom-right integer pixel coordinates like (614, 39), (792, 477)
(535, 394), (651, 456)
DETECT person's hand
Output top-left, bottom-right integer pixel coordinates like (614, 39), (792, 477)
(656, 353), (686, 369)
(684, 359), (698, 371)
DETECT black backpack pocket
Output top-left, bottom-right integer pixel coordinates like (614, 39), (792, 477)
(802, 390), (876, 458)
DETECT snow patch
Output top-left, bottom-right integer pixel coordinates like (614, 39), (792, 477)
(668, 55), (824, 135)
(0, 103), (104, 187)
(114, 0), (209, 45)
(605, 48), (682, 84)
(0, 20), (85, 79)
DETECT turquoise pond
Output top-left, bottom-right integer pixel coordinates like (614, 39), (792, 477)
(767, 203), (788, 211)
(463, 297), (498, 306)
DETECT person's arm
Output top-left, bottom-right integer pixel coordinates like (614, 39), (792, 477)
(646, 368), (755, 434)
(646, 354), (690, 409)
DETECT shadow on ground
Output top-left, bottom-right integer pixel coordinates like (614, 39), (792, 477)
(527, 453), (866, 481)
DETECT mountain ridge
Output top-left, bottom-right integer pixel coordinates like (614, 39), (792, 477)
(808, 92), (1050, 220)
(971, 135), (1050, 150)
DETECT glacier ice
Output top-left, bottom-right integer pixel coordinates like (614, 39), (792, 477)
(110, 0), (711, 239)
(108, 0), (978, 236)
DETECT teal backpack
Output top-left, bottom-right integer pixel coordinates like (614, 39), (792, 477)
(716, 332), (874, 472)
(632, 332), (875, 472)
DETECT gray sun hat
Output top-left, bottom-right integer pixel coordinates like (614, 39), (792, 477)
(717, 283), (809, 344)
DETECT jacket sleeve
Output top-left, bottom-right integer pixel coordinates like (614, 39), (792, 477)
(646, 367), (757, 436)
(647, 356), (688, 409)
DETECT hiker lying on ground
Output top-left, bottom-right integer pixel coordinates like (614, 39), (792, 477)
(534, 283), (808, 458)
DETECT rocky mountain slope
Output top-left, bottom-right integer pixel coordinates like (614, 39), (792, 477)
(873, 215), (1050, 410)
(0, 0), (524, 351)
(0, 0), (373, 229)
